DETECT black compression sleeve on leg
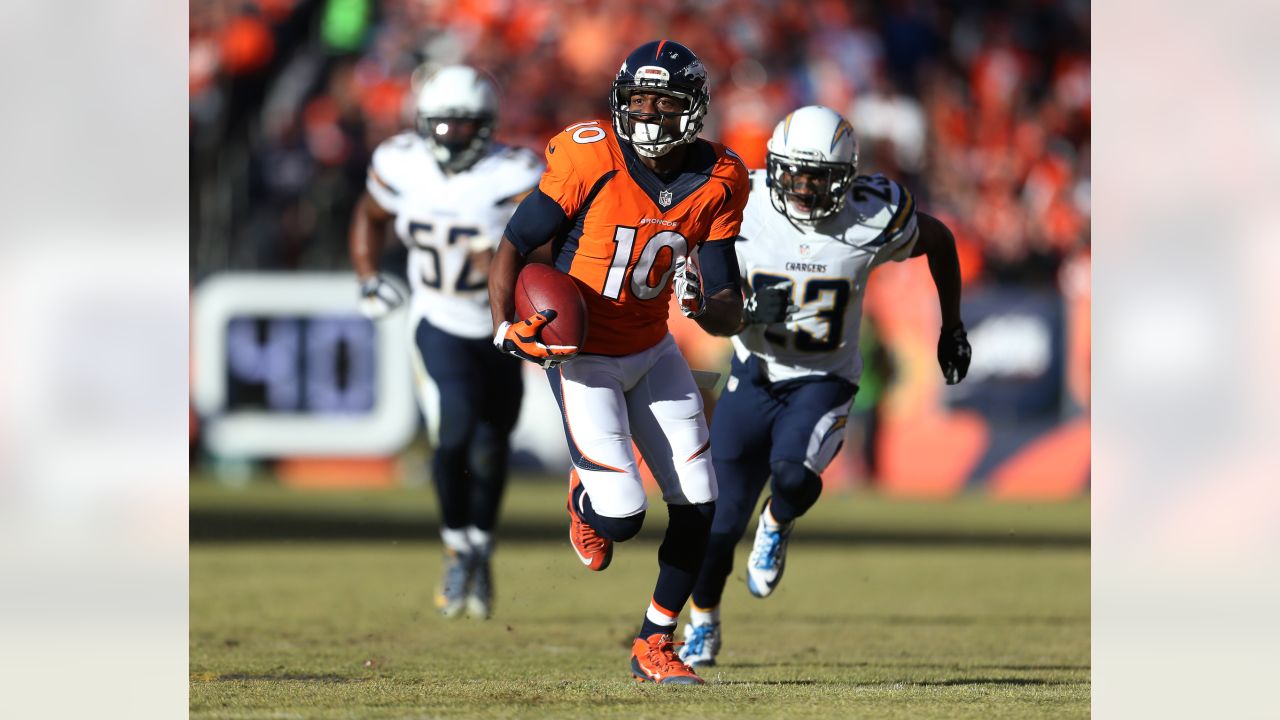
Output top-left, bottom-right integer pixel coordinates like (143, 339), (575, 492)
(646, 502), (715, 633)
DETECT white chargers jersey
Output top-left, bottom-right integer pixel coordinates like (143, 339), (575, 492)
(366, 132), (544, 338)
(733, 171), (919, 384)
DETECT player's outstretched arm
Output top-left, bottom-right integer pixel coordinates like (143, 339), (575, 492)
(349, 191), (391, 281)
(349, 191), (404, 318)
(911, 212), (971, 384)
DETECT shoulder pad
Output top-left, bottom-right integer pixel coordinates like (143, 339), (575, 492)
(847, 174), (915, 247)
(367, 132), (423, 207)
(548, 120), (613, 154)
(848, 175), (906, 222)
(721, 144), (747, 170)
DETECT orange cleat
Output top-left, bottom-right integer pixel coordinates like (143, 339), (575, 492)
(567, 470), (612, 571)
(630, 633), (705, 685)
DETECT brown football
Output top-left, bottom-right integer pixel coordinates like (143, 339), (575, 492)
(514, 263), (588, 349)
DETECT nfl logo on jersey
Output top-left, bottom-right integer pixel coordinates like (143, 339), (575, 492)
(799, 243), (811, 256)
(659, 189), (673, 207)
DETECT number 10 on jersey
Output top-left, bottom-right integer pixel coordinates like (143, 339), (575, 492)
(601, 226), (690, 302)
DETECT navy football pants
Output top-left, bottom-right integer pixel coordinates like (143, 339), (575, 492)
(691, 355), (856, 609)
(415, 318), (523, 532)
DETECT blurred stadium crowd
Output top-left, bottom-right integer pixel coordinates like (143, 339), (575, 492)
(190, 0), (1089, 288)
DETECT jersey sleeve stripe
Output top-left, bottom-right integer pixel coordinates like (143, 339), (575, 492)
(552, 170), (618, 273)
(883, 186), (915, 241)
(368, 168), (400, 196)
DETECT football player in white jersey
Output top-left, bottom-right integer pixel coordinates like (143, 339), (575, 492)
(348, 65), (544, 619)
(678, 105), (972, 667)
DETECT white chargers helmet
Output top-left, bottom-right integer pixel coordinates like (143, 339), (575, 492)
(415, 65), (499, 173)
(765, 105), (859, 224)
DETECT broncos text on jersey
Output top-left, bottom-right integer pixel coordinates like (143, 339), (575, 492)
(536, 121), (750, 356)
(367, 131), (544, 338)
(734, 170), (919, 384)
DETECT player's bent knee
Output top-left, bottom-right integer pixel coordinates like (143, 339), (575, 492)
(670, 467), (717, 505)
(679, 500), (716, 525)
(661, 501), (715, 559)
(770, 460), (823, 515)
(711, 511), (755, 542)
(591, 510), (646, 542)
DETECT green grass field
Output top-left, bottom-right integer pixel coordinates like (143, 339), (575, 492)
(191, 478), (1090, 719)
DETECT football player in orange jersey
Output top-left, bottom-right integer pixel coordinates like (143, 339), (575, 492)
(488, 40), (749, 684)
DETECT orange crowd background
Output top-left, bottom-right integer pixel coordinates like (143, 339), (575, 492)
(191, 0), (1090, 498)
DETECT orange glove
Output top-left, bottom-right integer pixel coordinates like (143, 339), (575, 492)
(493, 310), (579, 368)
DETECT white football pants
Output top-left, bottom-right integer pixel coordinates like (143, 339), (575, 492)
(549, 334), (717, 517)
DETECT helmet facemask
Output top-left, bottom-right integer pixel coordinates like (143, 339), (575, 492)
(610, 80), (706, 157)
(766, 152), (856, 224)
(416, 112), (494, 173)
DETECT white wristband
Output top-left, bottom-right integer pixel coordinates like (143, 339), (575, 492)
(492, 321), (511, 349)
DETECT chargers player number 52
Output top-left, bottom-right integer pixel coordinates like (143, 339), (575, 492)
(409, 221), (488, 292)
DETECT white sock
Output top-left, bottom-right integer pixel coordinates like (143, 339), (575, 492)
(465, 526), (492, 554)
(441, 527), (471, 554)
(645, 599), (679, 633)
(762, 501), (782, 531)
(690, 603), (720, 626)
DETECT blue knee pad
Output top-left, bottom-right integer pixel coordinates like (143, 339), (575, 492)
(768, 460), (822, 524)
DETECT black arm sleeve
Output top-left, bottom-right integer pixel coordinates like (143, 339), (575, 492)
(504, 188), (568, 256)
(699, 238), (742, 296)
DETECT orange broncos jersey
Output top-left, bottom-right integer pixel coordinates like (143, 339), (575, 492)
(538, 121), (749, 356)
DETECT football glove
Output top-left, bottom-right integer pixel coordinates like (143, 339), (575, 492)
(358, 275), (405, 319)
(493, 310), (579, 368)
(743, 281), (796, 325)
(937, 323), (972, 385)
(674, 253), (706, 319)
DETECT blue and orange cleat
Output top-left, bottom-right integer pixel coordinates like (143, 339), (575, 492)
(567, 470), (612, 571)
(434, 546), (472, 618)
(630, 633), (705, 685)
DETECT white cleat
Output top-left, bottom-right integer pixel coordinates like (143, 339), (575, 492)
(465, 550), (493, 620)
(746, 506), (794, 598)
(678, 621), (721, 667)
